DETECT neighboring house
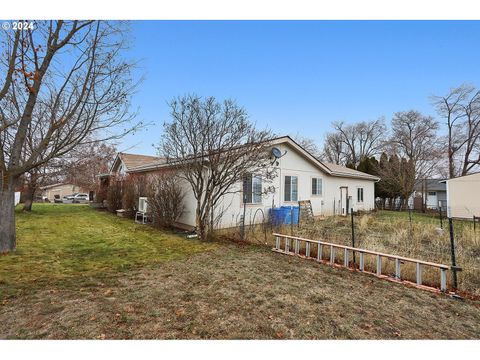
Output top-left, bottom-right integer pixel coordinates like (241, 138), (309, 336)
(41, 183), (89, 201)
(105, 136), (379, 229)
(109, 152), (164, 176)
(410, 179), (447, 210)
(441, 172), (480, 219)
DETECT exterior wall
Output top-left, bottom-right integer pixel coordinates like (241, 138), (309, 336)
(446, 173), (480, 219)
(42, 184), (85, 201)
(408, 190), (447, 210)
(436, 191), (447, 208)
(173, 142), (377, 229)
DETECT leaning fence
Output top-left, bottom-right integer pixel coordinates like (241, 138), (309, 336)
(272, 233), (454, 293)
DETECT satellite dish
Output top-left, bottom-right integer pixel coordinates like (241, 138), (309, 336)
(271, 147), (283, 159)
(270, 147), (286, 165)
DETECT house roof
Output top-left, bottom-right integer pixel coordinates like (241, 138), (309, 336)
(110, 152), (164, 173)
(440, 171), (480, 182)
(413, 179), (446, 192)
(126, 135), (380, 181)
(40, 183), (78, 190)
(322, 162), (380, 180)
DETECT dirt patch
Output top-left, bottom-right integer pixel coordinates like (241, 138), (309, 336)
(1, 243), (479, 339)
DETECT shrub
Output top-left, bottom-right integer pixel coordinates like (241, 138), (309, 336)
(147, 173), (185, 229)
(121, 175), (147, 218)
(106, 177), (123, 213)
(95, 185), (108, 203)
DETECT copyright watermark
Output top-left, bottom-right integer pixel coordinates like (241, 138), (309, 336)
(2, 21), (35, 31)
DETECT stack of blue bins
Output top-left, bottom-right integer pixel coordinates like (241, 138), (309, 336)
(270, 206), (299, 225)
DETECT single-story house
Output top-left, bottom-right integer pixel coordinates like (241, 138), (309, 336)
(410, 179), (447, 210)
(110, 152), (163, 176)
(106, 136), (380, 229)
(441, 172), (480, 219)
(41, 183), (90, 201)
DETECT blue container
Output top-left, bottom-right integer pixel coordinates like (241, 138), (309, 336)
(281, 206), (299, 225)
(269, 207), (284, 226)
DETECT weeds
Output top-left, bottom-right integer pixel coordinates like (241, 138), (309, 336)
(231, 210), (480, 295)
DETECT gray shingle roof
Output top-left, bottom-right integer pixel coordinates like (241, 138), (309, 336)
(413, 179), (446, 192)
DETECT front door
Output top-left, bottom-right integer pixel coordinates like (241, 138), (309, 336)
(340, 187), (348, 216)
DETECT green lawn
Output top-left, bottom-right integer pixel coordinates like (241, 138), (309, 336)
(0, 204), (216, 300)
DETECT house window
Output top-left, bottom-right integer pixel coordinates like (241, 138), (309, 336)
(243, 174), (262, 204)
(312, 178), (322, 196)
(357, 188), (364, 203)
(428, 191), (436, 196)
(284, 176), (298, 202)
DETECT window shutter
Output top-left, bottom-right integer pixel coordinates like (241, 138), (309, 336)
(284, 176), (291, 202)
(243, 174), (253, 203)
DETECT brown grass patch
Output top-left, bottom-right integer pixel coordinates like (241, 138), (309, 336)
(1, 244), (479, 339)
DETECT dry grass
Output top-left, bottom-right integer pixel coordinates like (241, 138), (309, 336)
(235, 211), (480, 295)
(1, 244), (479, 339)
(1, 205), (479, 339)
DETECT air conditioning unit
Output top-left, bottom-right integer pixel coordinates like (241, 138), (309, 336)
(138, 197), (148, 213)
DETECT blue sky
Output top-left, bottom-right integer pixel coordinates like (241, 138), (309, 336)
(120, 20), (480, 155)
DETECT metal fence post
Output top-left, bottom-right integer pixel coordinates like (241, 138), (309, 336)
(351, 208), (356, 266)
(448, 218), (458, 289)
(439, 207), (443, 229)
(290, 207), (294, 235)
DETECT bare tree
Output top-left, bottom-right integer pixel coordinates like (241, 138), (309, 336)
(291, 134), (321, 159)
(390, 110), (442, 181)
(160, 95), (275, 240)
(321, 132), (347, 165)
(148, 173), (186, 229)
(64, 141), (117, 190)
(431, 84), (480, 177)
(324, 118), (387, 167)
(375, 153), (415, 210)
(0, 21), (140, 252)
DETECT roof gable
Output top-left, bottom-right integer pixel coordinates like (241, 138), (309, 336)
(110, 152), (163, 173)
(276, 137), (380, 181)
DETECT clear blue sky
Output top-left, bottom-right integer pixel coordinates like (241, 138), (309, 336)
(120, 20), (480, 155)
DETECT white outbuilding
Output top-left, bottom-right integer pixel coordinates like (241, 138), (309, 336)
(441, 172), (480, 219)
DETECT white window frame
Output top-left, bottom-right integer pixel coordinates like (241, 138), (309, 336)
(243, 174), (263, 204)
(311, 177), (323, 196)
(284, 175), (298, 202)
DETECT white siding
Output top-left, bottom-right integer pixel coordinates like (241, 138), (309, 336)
(174, 142), (377, 229)
(446, 173), (480, 219)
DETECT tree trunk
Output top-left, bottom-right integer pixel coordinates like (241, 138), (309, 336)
(195, 199), (206, 240)
(448, 125), (455, 179)
(22, 182), (36, 212)
(0, 176), (17, 253)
